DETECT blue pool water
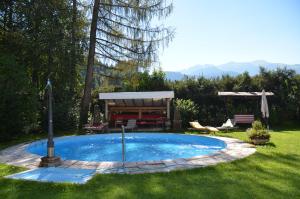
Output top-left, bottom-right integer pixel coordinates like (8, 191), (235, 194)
(27, 133), (226, 162)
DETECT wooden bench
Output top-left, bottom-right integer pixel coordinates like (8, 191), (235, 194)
(234, 115), (254, 125)
(83, 122), (109, 133)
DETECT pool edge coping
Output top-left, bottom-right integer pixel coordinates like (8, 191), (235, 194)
(0, 134), (256, 174)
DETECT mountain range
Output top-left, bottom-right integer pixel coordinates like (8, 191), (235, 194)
(165, 60), (300, 81)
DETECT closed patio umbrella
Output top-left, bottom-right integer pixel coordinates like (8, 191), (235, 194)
(261, 90), (269, 129)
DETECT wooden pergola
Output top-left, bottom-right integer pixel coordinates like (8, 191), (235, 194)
(99, 91), (174, 128)
(217, 91), (274, 120)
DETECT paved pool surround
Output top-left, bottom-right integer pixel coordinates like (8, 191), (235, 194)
(0, 135), (256, 174)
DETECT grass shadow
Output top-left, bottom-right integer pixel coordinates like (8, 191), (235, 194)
(262, 142), (276, 147)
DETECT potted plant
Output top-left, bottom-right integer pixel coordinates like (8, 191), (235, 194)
(247, 120), (270, 145)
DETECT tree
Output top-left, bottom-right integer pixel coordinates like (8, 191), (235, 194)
(138, 69), (170, 91)
(80, 0), (174, 126)
(114, 60), (141, 91)
(80, 0), (100, 127)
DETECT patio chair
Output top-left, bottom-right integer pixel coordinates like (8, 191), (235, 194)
(217, 119), (237, 131)
(189, 121), (219, 133)
(124, 119), (137, 131)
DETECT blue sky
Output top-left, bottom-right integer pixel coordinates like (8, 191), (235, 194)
(159, 0), (300, 71)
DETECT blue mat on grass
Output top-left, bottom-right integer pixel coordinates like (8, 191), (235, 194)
(5, 167), (96, 184)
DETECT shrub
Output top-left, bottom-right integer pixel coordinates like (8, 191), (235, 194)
(174, 99), (199, 128)
(248, 129), (270, 139)
(247, 120), (270, 140)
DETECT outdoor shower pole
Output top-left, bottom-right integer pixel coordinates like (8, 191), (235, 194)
(47, 79), (54, 157)
(40, 78), (61, 167)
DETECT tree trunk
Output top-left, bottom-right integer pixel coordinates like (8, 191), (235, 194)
(7, 0), (14, 30)
(79, 0), (100, 127)
(70, 0), (77, 93)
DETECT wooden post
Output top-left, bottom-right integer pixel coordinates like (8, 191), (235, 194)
(138, 109), (142, 120)
(105, 100), (108, 121)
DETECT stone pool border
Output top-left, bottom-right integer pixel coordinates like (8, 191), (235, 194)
(0, 135), (256, 174)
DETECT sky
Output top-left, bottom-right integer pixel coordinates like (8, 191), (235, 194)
(158, 0), (300, 71)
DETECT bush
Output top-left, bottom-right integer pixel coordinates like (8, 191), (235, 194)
(248, 129), (271, 139)
(247, 120), (270, 140)
(174, 99), (199, 128)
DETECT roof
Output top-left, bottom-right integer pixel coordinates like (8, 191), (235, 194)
(99, 91), (174, 107)
(99, 91), (174, 100)
(218, 92), (274, 97)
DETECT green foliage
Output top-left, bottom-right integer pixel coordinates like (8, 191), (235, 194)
(252, 120), (264, 131)
(94, 0), (174, 69)
(258, 67), (300, 123)
(94, 66), (171, 93)
(138, 69), (171, 91)
(248, 128), (271, 140)
(0, 0), (87, 137)
(94, 61), (144, 92)
(52, 94), (80, 131)
(0, 54), (39, 140)
(247, 120), (270, 140)
(174, 99), (199, 127)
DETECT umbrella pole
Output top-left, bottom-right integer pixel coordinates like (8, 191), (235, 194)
(266, 118), (269, 130)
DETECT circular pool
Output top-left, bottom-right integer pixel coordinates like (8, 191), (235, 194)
(27, 133), (226, 162)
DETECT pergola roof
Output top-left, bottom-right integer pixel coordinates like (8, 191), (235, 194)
(99, 91), (174, 107)
(99, 91), (174, 100)
(218, 92), (274, 97)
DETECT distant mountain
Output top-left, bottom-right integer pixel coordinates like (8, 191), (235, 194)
(165, 61), (300, 81)
(181, 65), (239, 77)
(164, 71), (186, 81)
(216, 60), (287, 76)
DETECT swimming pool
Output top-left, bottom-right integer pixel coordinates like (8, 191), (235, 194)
(27, 133), (227, 162)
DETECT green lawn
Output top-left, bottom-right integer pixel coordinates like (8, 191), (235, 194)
(1, 130), (300, 199)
